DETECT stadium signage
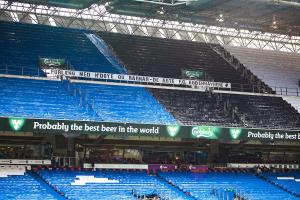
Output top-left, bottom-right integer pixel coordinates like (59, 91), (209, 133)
(44, 69), (231, 89)
(1, 117), (300, 142)
(39, 58), (66, 69)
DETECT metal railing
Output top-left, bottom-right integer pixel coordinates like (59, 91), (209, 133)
(1, 65), (300, 97)
(52, 156), (76, 167)
(132, 188), (171, 200)
(212, 187), (249, 200)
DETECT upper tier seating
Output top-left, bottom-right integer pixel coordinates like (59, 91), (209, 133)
(225, 46), (300, 112)
(98, 32), (300, 129)
(74, 83), (176, 124)
(0, 166), (60, 200)
(262, 172), (300, 196)
(0, 21), (124, 76)
(0, 77), (97, 121)
(98, 32), (251, 88)
(159, 172), (299, 200)
(225, 46), (300, 92)
(38, 170), (191, 200)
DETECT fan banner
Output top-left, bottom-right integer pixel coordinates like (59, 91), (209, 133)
(1, 117), (300, 142)
(43, 68), (231, 89)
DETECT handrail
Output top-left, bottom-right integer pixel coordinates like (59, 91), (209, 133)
(0, 65), (300, 97)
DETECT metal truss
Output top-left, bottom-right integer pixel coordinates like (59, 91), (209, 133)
(0, 1), (300, 53)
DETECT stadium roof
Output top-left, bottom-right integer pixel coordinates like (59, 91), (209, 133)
(1, 0), (300, 52)
(11, 0), (98, 9)
(106, 0), (300, 36)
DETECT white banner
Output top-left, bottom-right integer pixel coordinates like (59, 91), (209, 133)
(45, 69), (231, 89)
(0, 159), (51, 165)
(227, 163), (299, 169)
(93, 163), (148, 170)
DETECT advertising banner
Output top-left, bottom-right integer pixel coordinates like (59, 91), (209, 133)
(39, 58), (66, 69)
(181, 69), (205, 79)
(2, 117), (300, 142)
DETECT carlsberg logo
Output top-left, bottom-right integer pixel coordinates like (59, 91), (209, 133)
(166, 125), (180, 137)
(192, 126), (213, 138)
(230, 128), (242, 139)
(9, 118), (26, 131)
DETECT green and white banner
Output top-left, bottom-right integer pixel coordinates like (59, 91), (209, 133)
(43, 68), (231, 89)
(181, 69), (205, 79)
(2, 117), (300, 142)
(39, 58), (66, 69)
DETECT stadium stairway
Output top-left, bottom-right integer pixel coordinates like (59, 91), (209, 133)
(27, 171), (66, 200)
(212, 45), (274, 94)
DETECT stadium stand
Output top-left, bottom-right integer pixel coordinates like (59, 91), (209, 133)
(159, 171), (299, 200)
(224, 46), (300, 93)
(0, 166), (62, 200)
(224, 94), (300, 129)
(98, 32), (250, 87)
(37, 169), (192, 200)
(0, 77), (97, 120)
(224, 46), (300, 112)
(0, 21), (124, 76)
(98, 32), (300, 129)
(262, 172), (300, 196)
(74, 82), (176, 124)
(149, 89), (241, 126)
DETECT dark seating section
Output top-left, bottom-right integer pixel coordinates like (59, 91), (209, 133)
(149, 89), (240, 126)
(0, 21), (124, 76)
(225, 94), (300, 129)
(98, 32), (251, 87)
(98, 32), (300, 129)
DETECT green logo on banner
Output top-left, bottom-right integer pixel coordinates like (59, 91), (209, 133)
(191, 126), (214, 138)
(9, 118), (26, 131)
(166, 125), (180, 137)
(230, 128), (242, 139)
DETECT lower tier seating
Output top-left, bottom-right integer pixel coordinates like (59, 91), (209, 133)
(38, 169), (191, 200)
(159, 172), (299, 200)
(262, 172), (300, 196)
(0, 166), (60, 200)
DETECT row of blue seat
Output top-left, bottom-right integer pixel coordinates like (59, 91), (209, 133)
(38, 170), (191, 200)
(262, 172), (300, 196)
(0, 173), (60, 200)
(0, 21), (123, 76)
(159, 172), (299, 200)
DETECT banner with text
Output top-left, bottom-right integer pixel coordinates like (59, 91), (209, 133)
(44, 68), (231, 89)
(2, 117), (300, 142)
